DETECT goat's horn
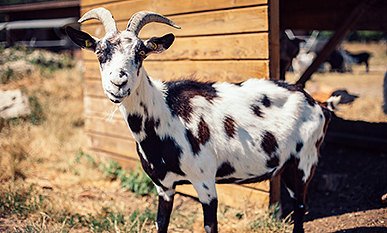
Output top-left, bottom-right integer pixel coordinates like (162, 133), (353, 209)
(127, 11), (180, 36)
(79, 7), (117, 34)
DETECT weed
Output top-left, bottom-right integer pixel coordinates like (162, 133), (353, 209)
(28, 95), (45, 125)
(100, 159), (121, 181)
(0, 183), (47, 218)
(74, 150), (96, 166)
(101, 160), (157, 196)
(249, 204), (293, 232)
(126, 208), (157, 232)
(119, 166), (157, 196)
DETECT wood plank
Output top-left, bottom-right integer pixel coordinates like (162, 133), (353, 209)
(84, 96), (122, 119)
(85, 115), (131, 139)
(241, 181), (270, 192)
(83, 61), (101, 79)
(81, 0), (112, 7)
(83, 60), (269, 82)
(176, 183), (269, 208)
(84, 78), (104, 97)
(80, 6), (268, 38)
(268, 0), (279, 80)
(89, 148), (139, 170)
(145, 60), (269, 82)
(83, 33), (269, 61)
(87, 131), (138, 160)
(81, 0), (268, 20)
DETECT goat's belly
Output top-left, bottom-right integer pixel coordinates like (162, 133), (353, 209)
(215, 169), (274, 184)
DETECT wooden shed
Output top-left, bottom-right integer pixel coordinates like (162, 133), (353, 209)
(81, 0), (280, 208)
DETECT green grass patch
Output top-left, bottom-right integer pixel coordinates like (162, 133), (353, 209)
(101, 160), (157, 196)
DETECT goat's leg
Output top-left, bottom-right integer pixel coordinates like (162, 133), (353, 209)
(155, 186), (175, 233)
(193, 182), (218, 233)
(293, 161), (316, 233)
(202, 198), (218, 233)
(281, 157), (315, 233)
(365, 60), (369, 72)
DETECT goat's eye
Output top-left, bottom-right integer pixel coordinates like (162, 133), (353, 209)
(96, 50), (102, 55)
(139, 51), (146, 56)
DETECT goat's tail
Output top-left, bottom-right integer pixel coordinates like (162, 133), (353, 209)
(322, 96), (341, 111)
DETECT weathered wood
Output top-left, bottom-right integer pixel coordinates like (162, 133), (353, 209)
(270, 176), (281, 205)
(268, 0), (279, 80)
(90, 148), (139, 170)
(83, 60), (269, 82)
(84, 78), (104, 97)
(82, 33), (269, 61)
(84, 96), (122, 119)
(176, 183), (269, 208)
(145, 60), (269, 82)
(87, 131), (138, 160)
(81, 0), (268, 21)
(296, 0), (375, 87)
(81, 6), (268, 38)
(85, 115), (130, 139)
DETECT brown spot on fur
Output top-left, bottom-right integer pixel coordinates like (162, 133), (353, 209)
(262, 131), (278, 156)
(186, 129), (200, 155)
(262, 95), (271, 107)
(198, 118), (210, 144)
(262, 131), (280, 168)
(224, 116), (236, 138)
(274, 80), (316, 106)
(165, 80), (218, 123)
(216, 161), (236, 177)
(266, 155), (279, 168)
(186, 118), (210, 155)
(252, 105), (264, 117)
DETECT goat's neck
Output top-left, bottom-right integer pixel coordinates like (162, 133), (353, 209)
(119, 67), (172, 136)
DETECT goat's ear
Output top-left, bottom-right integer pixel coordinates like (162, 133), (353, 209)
(66, 26), (97, 51)
(144, 33), (175, 54)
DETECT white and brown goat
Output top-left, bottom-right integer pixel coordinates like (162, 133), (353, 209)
(67, 8), (338, 233)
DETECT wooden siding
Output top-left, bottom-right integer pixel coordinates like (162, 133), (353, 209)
(81, 0), (277, 208)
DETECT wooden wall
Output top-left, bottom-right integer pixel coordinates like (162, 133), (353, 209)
(80, 0), (278, 208)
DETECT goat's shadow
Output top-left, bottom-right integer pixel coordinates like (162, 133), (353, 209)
(281, 116), (387, 221)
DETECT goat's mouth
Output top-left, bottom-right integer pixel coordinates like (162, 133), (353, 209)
(107, 90), (130, 103)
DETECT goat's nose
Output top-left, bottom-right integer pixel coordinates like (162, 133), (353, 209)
(111, 79), (128, 88)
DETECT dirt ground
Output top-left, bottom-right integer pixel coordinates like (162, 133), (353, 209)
(283, 143), (387, 233)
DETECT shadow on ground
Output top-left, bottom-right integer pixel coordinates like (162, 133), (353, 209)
(281, 142), (387, 221)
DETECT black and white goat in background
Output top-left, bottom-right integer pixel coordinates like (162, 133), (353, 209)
(66, 8), (339, 233)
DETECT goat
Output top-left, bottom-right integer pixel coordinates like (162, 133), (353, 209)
(326, 49), (345, 73)
(345, 51), (371, 73)
(292, 49), (316, 78)
(66, 8), (339, 233)
(279, 31), (305, 80)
